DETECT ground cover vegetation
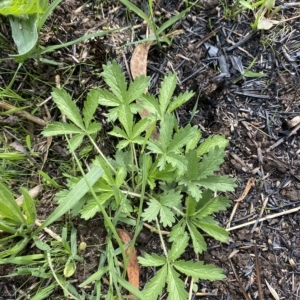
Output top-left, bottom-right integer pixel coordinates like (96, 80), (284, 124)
(0, 0), (299, 299)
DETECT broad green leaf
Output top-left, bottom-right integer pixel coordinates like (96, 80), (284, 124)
(199, 175), (236, 192)
(42, 122), (83, 136)
(187, 221), (206, 253)
(198, 146), (225, 179)
(168, 125), (199, 152)
(147, 140), (164, 155)
(0, 0), (48, 15)
(97, 88), (120, 106)
(138, 253), (166, 267)
(109, 126), (129, 139)
(168, 232), (189, 261)
(159, 113), (175, 151)
(118, 103), (133, 137)
(168, 219), (186, 242)
(168, 90), (194, 113)
(173, 260), (226, 280)
(132, 118), (151, 139)
(159, 73), (177, 115)
(35, 165), (103, 231)
(193, 220), (229, 242)
(83, 89), (100, 127)
(64, 260), (76, 277)
(9, 15), (38, 62)
(142, 198), (160, 223)
(167, 267), (188, 300)
(142, 264), (167, 300)
(68, 133), (84, 151)
(194, 189), (213, 211)
(85, 122), (101, 134)
(183, 150), (199, 180)
(0, 183), (25, 223)
(186, 195), (197, 216)
(186, 129), (201, 152)
(139, 93), (160, 116)
(102, 60), (127, 102)
(127, 75), (150, 103)
(20, 187), (36, 226)
(116, 140), (130, 150)
(51, 88), (84, 129)
(0, 219), (18, 234)
(197, 135), (228, 156)
(194, 196), (231, 218)
(165, 152), (187, 174)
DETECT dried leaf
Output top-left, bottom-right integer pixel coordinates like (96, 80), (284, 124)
(287, 116), (300, 128)
(117, 229), (139, 298)
(265, 279), (280, 300)
(257, 17), (279, 30)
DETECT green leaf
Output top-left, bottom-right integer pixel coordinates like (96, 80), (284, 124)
(0, 183), (25, 223)
(0, 0), (48, 15)
(35, 165), (103, 231)
(85, 122), (101, 134)
(199, 175), (237, 192)
(187, 221), (206, 253)
(193, 220), (229, 242)
(159, 73), (177, 115)
(64, 259), (76, 277)
(97, 88), (120, 106)
(194, 196), (231, 218)
(167, 266), (188, 300)
(102, 60), (127, 102)
(165, 152), (187, 174)
(51, 88), (84, 129)
(68, 133), (84, 151)
(127, 75), (150, 103)
(142, 264), (167, 300)
(138, 253), (166, 267)
(186, 129), (201, 152)
(197, 135), (228, 156)
(139, 93), (160, 116)
(168, 219), (186, 242)
(132, 118), (151, 139)
(20, 187), (36, 226)
(198, 146), (226, 179)
(173, 260), (226, 280)
(9, 15), (38, 62)
(83, 89), (100, 128)
(168, 90), (194, 113)
(168, 232), (189, 261)
(118, 103), (133, 137)
(42, 122), (83, 136)
(109, 126), (128, 139)
(115, 166), (127, 188)
(159, 113), (175, 151)
(243, 71), (267, 78)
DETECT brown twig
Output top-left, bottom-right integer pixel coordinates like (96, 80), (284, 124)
(254, 244), (263, 300)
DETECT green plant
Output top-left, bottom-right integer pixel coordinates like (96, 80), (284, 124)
(40, 60), (236, 299)
(119, 0), (191, 48)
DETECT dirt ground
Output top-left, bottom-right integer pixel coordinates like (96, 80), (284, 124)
(0, 0), (300, 299)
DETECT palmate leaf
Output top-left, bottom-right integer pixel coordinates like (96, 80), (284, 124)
(101, 60), (127, 102)
(165, 153), (187, 174)
(173, 260), (226, 280)
(198, 175), (236, 192)
(97, 89), (120, 107)
(51, 88), (84, 130)
(142, 264), (168, 300)
(127, 75), (150, 103)
(168, 90), (194, 113)
(139, 93), (160, 116)
(159, 113), (175, 151)
(168, 232), (189, 261)
(138, 253), (166, 267)
(83, 89), (100, 128)
(197, 135), (228, 156)
(159, 73), (177, 116)
(187, 221), (207, 253)
(194, 196), (231, 218)
(42, 122), (83, 136)
(118, 103), (133, 137)
(167, 267), (188, 300)
(193, 220), (229, 242)
(132, 118), (151, 139)
(198, 146), (226, 179)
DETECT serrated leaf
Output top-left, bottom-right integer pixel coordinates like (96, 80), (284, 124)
(165, 152), (187, 174)
(109, 126), (128, 139)
(168, 124), (197, 153)
(142, 264), (167, 300)
(68, 134), (84, 151)
(115, 166), (127, 188)
(199, 175), (236, 192)
(97, 88), (120, 106)
(116, 140), (130, 150)
(168, 90), (194, 113)
(118, 103), (133, 137)
(186, 195), (197, 216)
(42, 122), (83, 136)
(173, 260), (226, 280)
(0, 0), (47, 15)
(187, 221), (206, 253)
(167, 267), (188, 300)
(168, 219), (186, 242)
(132, 118), (151, 139)
(147, 140), (164, 155)
(159, 113), (175, 151)
(127, 75), (150, 103)
(194, 196), (231, 218)
(159, 73), (177, 115)
(102, 60), (127, 102)
(197, 135), (228, 156)
(186, 129), (201, 152)
(198, 146), (225, 179)
(138, 253), (166, 267)
(142, 198), (160, 222)
(85, 122), (101, 134)
(139, 93), (160, 116)
(193, 220), (229, 242)
(83, 89), (99, 127)
(51, 88), (84, 129)
(168, 232), (189, 261)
